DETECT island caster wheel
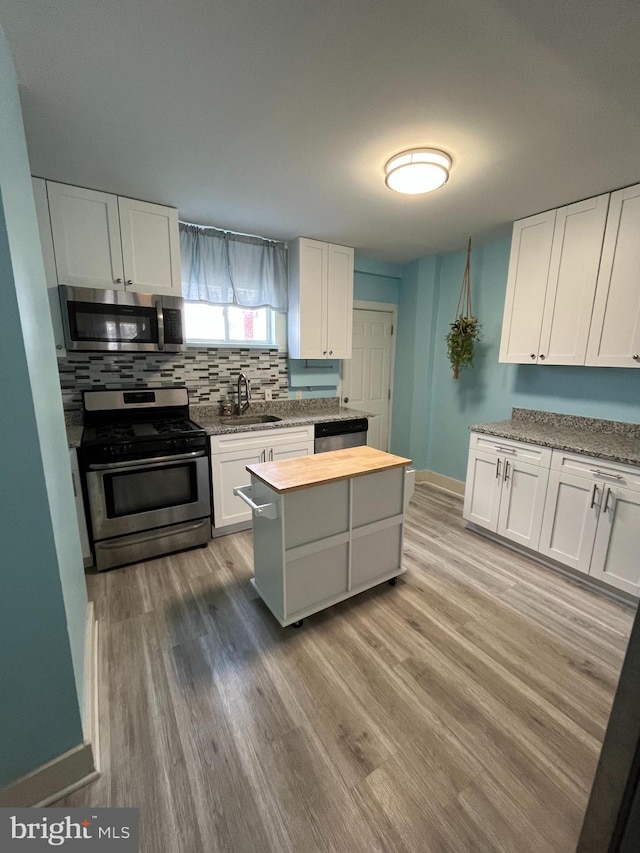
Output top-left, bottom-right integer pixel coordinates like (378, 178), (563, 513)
(292, 620), (304, 628)
(388, 577), (398, 586)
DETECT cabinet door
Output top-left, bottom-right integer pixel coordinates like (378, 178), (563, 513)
(496, 458), (549, 550)
(538, 194), (609, 365)
(326, 243), (354, 358)
(269, 440), (314, 462)
(538, 470), (600, 573)
(118, 197), (181, 296)
(499, 211), (556, 364)
(69, 449), (92, 565)
(586, 184), (640, 367)
(212, 446), (265, 528)
(32, 178), (66, 355)
(294, 238), (327, 359)
(47, 182), (124, 289)
(589, 485), (640, 596)
(463, 450), (502, 531)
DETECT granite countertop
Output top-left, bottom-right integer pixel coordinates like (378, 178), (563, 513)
(64, 398), (372, 448)
(470, 408), (640, 467)
(191, 399), (371, 436)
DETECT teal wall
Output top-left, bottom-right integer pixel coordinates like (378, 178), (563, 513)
(0, 24), (86, 788)
(392, 237), (640, 481)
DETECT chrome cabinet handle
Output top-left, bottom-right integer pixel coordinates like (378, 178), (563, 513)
(504, 460), (510, 482)
(590, 483), (599, 509)
(495, 459), (502, 479)
(603, 486), (613, 514)
(590, 468), (623, 480)
(261, 449), (266, 463)
(71, 471), (77, 498)
(494, 445), (516, 454)
(269, 448), (273, 461)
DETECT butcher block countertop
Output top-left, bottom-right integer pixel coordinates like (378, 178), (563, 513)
(246, 446), (412, 494)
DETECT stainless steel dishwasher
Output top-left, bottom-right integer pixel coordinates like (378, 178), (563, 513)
(314, 418), (369, 453)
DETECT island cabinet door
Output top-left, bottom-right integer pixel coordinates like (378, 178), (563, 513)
(212, 446), (266, 528)
(538, 470), (600, 573)
(589, 485), (640, 597)
(463, 450), (502, 531)
(496, 458), (549, 550)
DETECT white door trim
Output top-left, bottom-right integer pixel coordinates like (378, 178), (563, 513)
(340, 301), (398, 450)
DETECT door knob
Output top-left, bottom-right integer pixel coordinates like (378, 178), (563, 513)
(633, 354), (639, 361)
(530, 353), (535, 359)
(126, 279), (133, 286)
(539, 354), (546, 360)
(115, 278), (123, 284)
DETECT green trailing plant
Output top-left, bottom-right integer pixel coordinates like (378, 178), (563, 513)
(446, 237), (482, 379)
(446, 315), (481, 379)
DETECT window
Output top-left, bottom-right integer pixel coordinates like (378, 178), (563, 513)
(184, 302), (275, 347)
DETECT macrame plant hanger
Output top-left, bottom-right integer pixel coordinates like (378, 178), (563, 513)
(447, 236), (480, 379)
(455, 237), (473, 331)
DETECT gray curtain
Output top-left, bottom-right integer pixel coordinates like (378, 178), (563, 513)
(180, 223), (288, 312)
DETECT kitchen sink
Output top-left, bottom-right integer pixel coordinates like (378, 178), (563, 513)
(221, 414), (282, 426)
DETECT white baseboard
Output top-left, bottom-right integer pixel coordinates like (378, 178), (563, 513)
(0, 602), (101, 807)
(0, 743), (97, 808)
(416, 470), (465, 497)
(83, 602), (100, 770)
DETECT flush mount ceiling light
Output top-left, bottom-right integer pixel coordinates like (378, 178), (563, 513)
(384, 148), (451, 195)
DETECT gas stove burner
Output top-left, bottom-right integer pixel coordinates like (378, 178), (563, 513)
(154, 419), (198, 436)
(95, 424), (136, 440)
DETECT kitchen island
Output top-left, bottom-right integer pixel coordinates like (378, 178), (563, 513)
(234, 446), (414, 626)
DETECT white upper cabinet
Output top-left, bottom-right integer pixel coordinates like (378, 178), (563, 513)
(499, 211), (556, 364)
(539, 195), (609, 364)
(288, 237), (354, 359)
(117, 197), (181, 295)
(46, 181), (181, 297)
(32, 177), (66, 355)
(499, 194), (609, 365)
(48, 182), (124, 290)
(586, 185), (640, 367)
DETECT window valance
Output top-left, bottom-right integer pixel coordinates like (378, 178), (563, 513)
(180, 222), (288, 312)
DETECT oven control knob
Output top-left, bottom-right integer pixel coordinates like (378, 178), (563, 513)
(172, 438), (187, 449)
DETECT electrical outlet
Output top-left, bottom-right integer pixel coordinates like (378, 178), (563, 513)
(264, 388), (273, 401)
(295, 390), (303, 400)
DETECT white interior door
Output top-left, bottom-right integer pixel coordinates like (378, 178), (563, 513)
(341, 308), (394, 450)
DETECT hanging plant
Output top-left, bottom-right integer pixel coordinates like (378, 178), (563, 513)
(446, 237), (482, 379)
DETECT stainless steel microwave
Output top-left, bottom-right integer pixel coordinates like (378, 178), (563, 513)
(59, 286), (186, 353)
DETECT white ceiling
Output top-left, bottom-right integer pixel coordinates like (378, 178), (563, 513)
(1, 0), (639, 264)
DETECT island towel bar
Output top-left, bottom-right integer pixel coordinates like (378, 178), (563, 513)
(233, 485), (278, 519)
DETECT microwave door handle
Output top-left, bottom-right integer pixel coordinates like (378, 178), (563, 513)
(156, 299), (165, 351)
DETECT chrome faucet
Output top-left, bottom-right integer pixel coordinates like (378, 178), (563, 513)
(237, 372), (251, 414)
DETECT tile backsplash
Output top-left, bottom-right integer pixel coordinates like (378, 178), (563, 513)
(58, 348), (289, 409)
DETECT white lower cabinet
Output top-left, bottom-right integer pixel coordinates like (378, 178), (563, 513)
(69, 448), (92, 567)
(465, 434), (640, 599)
(539, 451), (640, 596)
(463, 435), (550, 551)
(211, 426), (315, 529)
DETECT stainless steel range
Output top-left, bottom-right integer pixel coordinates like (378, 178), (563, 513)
(80, 387), (211, 571)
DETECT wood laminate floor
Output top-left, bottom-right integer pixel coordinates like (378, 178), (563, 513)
(61, 484), (636, 852)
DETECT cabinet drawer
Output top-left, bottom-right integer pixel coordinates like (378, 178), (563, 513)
(469, 432), (552, 467)
(550, 449), (640, 492)
(211, 425), (314, 454)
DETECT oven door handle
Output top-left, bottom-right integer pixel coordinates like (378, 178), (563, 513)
(88, 450), (206, 471)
